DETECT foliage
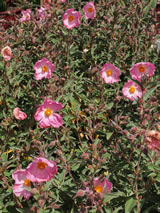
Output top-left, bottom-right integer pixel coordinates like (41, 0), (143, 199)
(0, 0), (160, 212)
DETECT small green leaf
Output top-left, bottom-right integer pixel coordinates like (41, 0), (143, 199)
(103, 192), (125, 203)
(106, 132), (113, 140)
(125, 198), (137, 213)
(1, 153), (7, 162)
(144, 0), (157, 16)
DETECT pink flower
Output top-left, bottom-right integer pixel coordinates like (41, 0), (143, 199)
(83, 2), (96, 20)
(1, 46), (12, 61)
(42, 0), (51, 8)
(19, 9), (31, 23)
(37, 7), (46, 20)
(26, 157), (58, 182)
(34, 58), (55, 80)
(12, 169), (32, 199)
(61, 0), (66, 2)
(130, 62), (155, 81)
(63, 8), (81, 29)
(94, 177), (112, 194)
(34, 99), (63, 128)
(100, 63), (121, 83)
(13, 107), (27, 120)
(145, 130), (160, 152)
(122, 80), (142, 101)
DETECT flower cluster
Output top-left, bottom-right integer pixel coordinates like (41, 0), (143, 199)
(100, 62), (155, 101)
(75, 177), (112, 207)
(12, 157), (57, 199)
(63, 1), (96, 29)
(19, 9), (32, 23)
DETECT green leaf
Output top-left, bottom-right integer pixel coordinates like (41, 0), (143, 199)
(125, 198), (137, 213)
(106, 132), (113, 140)
(113, 207), (123, 213)
(144, 84), (160, 101)
(144, 0), (157, 16)
(1, 153), (7, 162)
(103, 192), (125, 203)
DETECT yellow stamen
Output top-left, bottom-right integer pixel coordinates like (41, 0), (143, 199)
(139, 66), (145, 73)
(68, 15), (74, 22)
(42, 65), (48, 72)
(106, 69), (112, 77)
(25, 15), (30, 19)
(37, 161), (47, 170)
(88, 7), (93, 13)
(24, 179), (31, 187)
(44, 108), (52, 117)
(95, 185), (103, 193)
(129, 86), (136, 94)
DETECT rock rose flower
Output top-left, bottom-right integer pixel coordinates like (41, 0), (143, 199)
(19, 9), (31, 23)
(12, 169), (32, 199)
(37, 7), (46, 20)
(94, 177), (112, 194)
(130, 62), (155, 81)
(34, 57), (55, 80)
(83, 2), (96, 20)
(63, 8), (81, 29)
(122, 80), (142, 101)
(34, 99), (63, 128)
(145, 130), (160, 152)
(13, 107), (27, 120)
(100, 63), (121, 83)
(1, 46), (12, 61)
(26, 157), (58, 182)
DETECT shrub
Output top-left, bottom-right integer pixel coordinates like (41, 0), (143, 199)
(0, 0), (160, 212)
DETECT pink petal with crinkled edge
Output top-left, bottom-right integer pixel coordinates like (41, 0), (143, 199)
(49, 113), (63, 128)
(13, 184), (32, 199)
(26, 157), (57, 182)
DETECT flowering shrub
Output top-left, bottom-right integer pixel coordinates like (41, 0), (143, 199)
(0, 0), (160, 212)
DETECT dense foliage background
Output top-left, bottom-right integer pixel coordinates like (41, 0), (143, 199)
(0, 0), (160, 212)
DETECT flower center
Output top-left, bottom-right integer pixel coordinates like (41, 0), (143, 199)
(88, 7), (93, 13)
(95, 185), (103, 193)
(42, 65), (48, 72)
(129, 86), (136, 94)
(25, 14), (30, 19)
(68, 15), (74, 22)
(106, 69), (112, 77)
(139, 66), (145, 73)
(44, 108), (52, 117)
(24, 179), (31, 187)
(37, 161), (47, 170)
